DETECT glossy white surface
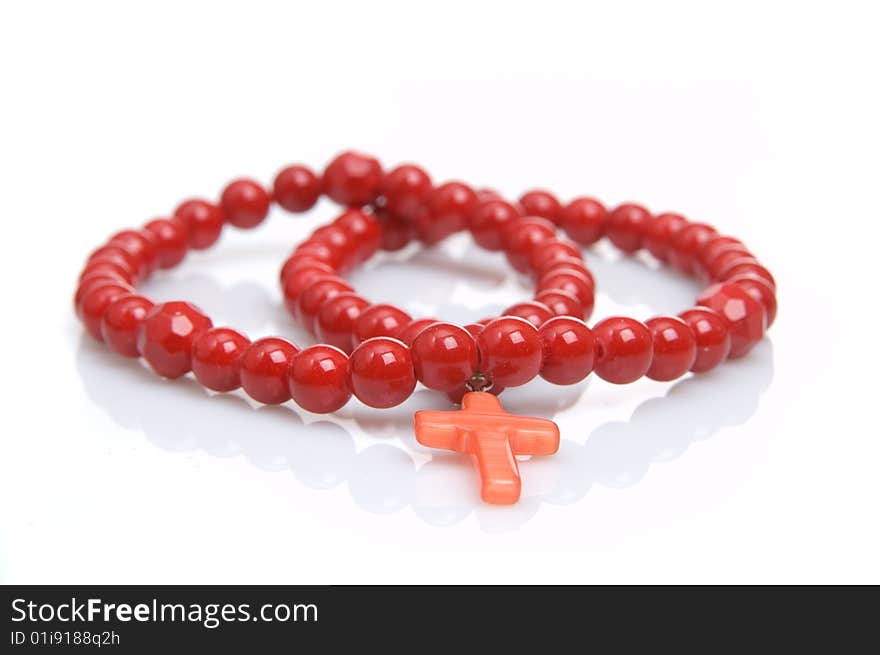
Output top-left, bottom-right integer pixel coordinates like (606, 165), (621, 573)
(1, 1), (877, 584)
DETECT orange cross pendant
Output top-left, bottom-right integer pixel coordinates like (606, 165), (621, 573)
(413, 391), (560, 505)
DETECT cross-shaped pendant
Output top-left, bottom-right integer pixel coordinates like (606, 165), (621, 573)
(413, 391), (560, 505)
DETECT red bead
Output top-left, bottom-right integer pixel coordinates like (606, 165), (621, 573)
(315, 292), (370, 352)
(536, 257), (595, 289)
(534, 289), (584, 319)
(220, 178), (270, 229)
(424, 181), (478, 241)
(191, 327), (250, 391)
(463, 322), (485, 339)
(537, 268), (595, 317)
(281, 265), (334, 315)
(697, 236), (749, 278)
(289, 345), (351, 413)
(174, 199), (225, 250)
(703, 247), (753, 280)
(503, 301), (554, 328)
(137, 301), (213, 379)
(696, 283), (766, 358)
(382, 164), (432, 221)
(469, 199), (520, 251)
(730, 275), (777, 327)
(411, 323), (479, 392)
(539, 316), (595, 385)
(310, 224), (358, 269)
(78, 261), (132, 285)
(75, 277), (133, 317)
(348, 337), (417, 408)
(501, 216), (556, 273)
(322, 150), (383, 206)
(518, 189), (562, 223)
(592, 316), (653, 384)
(643, 212), (687, 262)
(108, 230), (159, 276)
(273, 164), (321, 212)
(291, 240), (345, 271)
(527, 239), (582, 273)
(379, 214), (414, 251)
(645, 316), (697, 381)
(80, 282), (135, 341)
(143, 217), (189, 269)
(279, 257), (335, 285)
(717, 258), (776, 291)
(476, 317), (544, 388)
(240, 337), (299, 404)
(352, 304), (412, 345)
(87, 246), (139, 281)
(679, 307), (731, 372)
(295, 277), (354, 332)
(333, 209), (381, 263)
(667, 222), (717, 274)
(559, 197), (607, 245)
(397, 318), (440, 347)
(606, 203), (651, 253)
(101, 294), (154, 357)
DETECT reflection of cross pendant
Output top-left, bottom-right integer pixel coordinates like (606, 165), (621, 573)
(414, 392), (560, 505)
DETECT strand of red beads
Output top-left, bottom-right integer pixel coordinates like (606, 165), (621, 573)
(74, 151), (776, 505)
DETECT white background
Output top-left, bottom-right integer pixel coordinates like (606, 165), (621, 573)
(1, 1), (878, 584)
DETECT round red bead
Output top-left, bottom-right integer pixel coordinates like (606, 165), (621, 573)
(416, 181), (477, 244)
(315, 292), (370, 352)
(534, 289), (583, 319)
(78, 261), (132, 285)
(240, 337), (299, 405)
(502, 301), (554, 328)
(333, 209), (381, 263)
(137, 301), (213, 379)
(537, 268), (595, 316)
(281, 265), (335, 315)
(143, 217), (189, 269)
(289, 345), (352, 414)
(696, 283), (766, 358)
(295, 277), (354, 332)
(174, 199), (225, 250)
(411, 323), (479, 392)
(75, 277), (133, 317)
(322, 150), (383, 206)
(100, 294), (155, 357)
(606, 203), (651, 253)
(730, 275), (777, 327)
(593, 316), (653, 384)
(501, 216), (556, 273)
(539, 316), (595, 385)
(348, 337), (417, 408)
(382, 164), (432, 221)
(678, 307), (731, 372)
(717, 258), (776, 291)
(273, 164), (321, 213)
(518, 189), (561, 223)
(476, 317), (544, 388)
(396, 318), (440, 347)
(527, 239), (582, 273)
(667, 222), (717, 274)
(559, 197), (607, 245)
(80, 282), (135, 341)
(220, 178), (270, 229)
(643, 212), (687, 262)
(352, 304), (412, 345)
(108, 230), (159, 276)
(645, 316), (697, 381)
(87, 246), (140, 281)
(191, 327), (250, 392)
(470, 199), (520, 251)
(379, 214), (415, 251)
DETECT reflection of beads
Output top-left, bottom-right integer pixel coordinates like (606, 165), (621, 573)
(75, 150), (776, 416)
